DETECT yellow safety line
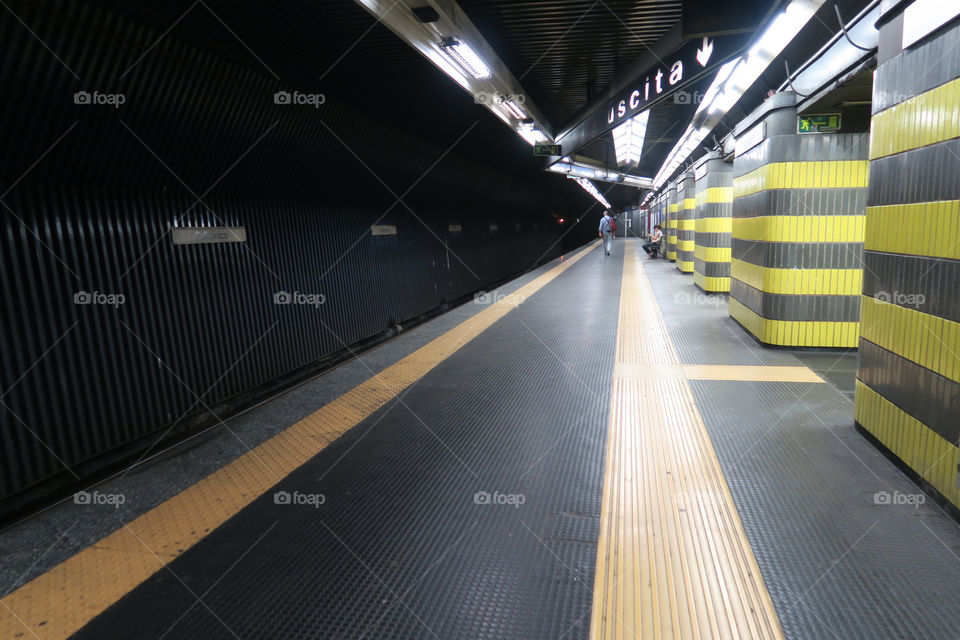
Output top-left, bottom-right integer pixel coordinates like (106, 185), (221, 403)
(0, 242), (600, 640)
(590, 241), (785, 640)
(683, 365), (825, 383)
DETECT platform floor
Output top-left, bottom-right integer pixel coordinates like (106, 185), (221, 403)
(2, 239), (959, 639)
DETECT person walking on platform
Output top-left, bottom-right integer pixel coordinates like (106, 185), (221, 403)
(598, 210), (615, 255)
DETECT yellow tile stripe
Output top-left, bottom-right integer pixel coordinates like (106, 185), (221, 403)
(733, 161), (868, 198)
(696, 187), (733, 205)
(590, 242), (784, 640)
(678, 220), (696, 231)
(860, 295), (960, 384)
(696, 217), (733, 234)
(684, 198), (696, 210)
(732, 215), (865, 243)
(730, 259), (863, 296)
(729, 297), (859, 347)
(683, 365), (824, 383)
(695, 246), (732, 262)
(0, 242), (601, 640)
(865, 201), (960, 260)
(869, 76), (960, 159)
(855, 380), (960, 508)
(669, 204), (680, 213)
(693, 272), (730, 293)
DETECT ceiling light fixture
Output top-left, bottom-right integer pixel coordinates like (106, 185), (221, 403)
(651, 0), (823, 189)
(568, 176), (613, 208)
(499, 96), (527, 120)
(439, 36), (491, 79)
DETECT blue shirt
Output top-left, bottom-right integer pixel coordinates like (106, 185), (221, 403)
(599, 215), (613, 233)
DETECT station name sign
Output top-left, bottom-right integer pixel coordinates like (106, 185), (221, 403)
(557, 34), (746, 155)
(605, 36), (740, 127)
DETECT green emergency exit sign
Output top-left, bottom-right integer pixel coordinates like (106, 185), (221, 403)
(798, 113), (841, 134)
(534, 144), (561, 156)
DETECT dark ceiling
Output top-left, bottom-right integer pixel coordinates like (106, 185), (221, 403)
(90, 0), (876, 209)
(457, 0), (684, 132)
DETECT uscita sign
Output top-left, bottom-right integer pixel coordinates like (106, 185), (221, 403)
(608, 60), (685, 124)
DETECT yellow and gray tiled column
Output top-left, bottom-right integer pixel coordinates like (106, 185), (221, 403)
(693, 151), (733, 292)
(730, 92), (869, 347)
(676, 172), (696, 273)
(666, 181), (678, 262)
(855, 4), (960, 511)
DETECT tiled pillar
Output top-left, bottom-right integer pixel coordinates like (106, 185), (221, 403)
(730, 92), (869, 347)
(855, 4), (960, 511)
(693, 152), (733, 292)
(666, 182), (678, 262)
(676, 172), (695, 273)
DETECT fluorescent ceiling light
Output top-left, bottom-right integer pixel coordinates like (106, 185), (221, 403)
(568, 176), (612, 208)
(549, 160), (653, 188)
(652, 0), (823, 189)
(500, 97), (527, 120)
(517, 121), (547, 145)
(439, 37), (491, 79)
(612, 109), (650, 165)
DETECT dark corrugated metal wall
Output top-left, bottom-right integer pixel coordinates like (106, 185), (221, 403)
(0, 0), (572, 513)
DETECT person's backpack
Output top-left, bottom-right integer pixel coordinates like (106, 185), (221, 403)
(610, 218), (617, 233)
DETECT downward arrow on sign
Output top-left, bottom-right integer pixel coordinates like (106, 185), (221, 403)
(696, 37), (713, 67)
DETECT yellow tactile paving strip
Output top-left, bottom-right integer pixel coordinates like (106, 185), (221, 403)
(683, 365), (824, 384)
(590, 242), (785, 640)
(0, 242), (600, 640)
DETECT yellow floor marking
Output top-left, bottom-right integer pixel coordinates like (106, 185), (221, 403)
(613, 365), (824, 384)
(0, 242), (600, 640)
(590, 241), (784, 640)
(683, 365), (825, 383)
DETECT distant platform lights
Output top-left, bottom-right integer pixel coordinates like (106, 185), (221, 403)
(612, 109), (650, 165)
(568, 176), (613, 208)
(439, 37), (491, 79)
(651, 0), (823, 189)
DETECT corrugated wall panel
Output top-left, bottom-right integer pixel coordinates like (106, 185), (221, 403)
(0, 0), (572, 512)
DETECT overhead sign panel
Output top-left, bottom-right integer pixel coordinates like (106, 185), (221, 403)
(534, 144), (562, 156)
(556, 34), (747, 157)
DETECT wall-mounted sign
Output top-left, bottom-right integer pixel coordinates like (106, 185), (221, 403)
(556, 34), (747, 156)
(371, 224), (397, 236)
(534, 144), (562, 156)
(798, 113), (841, 134)
(448, 223), (462, 233)
(171, 226), (246, 245)
(489, 223), (498, 232)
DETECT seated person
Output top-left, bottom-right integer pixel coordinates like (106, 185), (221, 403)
(643, 225), (664, 257)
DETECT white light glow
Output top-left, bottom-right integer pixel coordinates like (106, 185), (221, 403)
(440, 38), (491, 79)
(652, 0), (822, 189)
(612, 109), (650, 165)
(517, 122), (547, 145)
(500, 97), (527, 120)
(568, 176), (612, 208)
(549, 160), (653, 188)
(425, 49), (471, 90)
